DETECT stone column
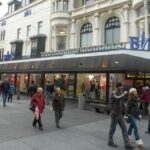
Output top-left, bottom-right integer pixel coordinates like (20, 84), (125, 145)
(70, 19), (76, 49)
(94, 13), (100, 45)
(123, 5), (129, 42)
(144, 0), (149, 38)
(69, 0), (75, 11)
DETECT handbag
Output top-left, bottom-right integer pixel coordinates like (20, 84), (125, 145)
(29, 103), (35, 112)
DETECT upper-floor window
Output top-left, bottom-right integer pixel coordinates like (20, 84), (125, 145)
(24, 0), (30, 6)
(38, 21), (43, 34)
(83, 0), (95, 5)
(0, 30), (5, 41)
(54, 0), (68, 11)
(80, 23), (93, 47)
(27, 25), (31, 37)
(56, 26), (67, 50)
(137, 4), (150, 17)
(137, 5), (144, 17)
(0, 49), (4, 61)
(63, 0), (68, 11)
(17, 28), (21, 39)
(8, 4), (15, 13)
(57, 0), (62, 11)
(105, 17), (120, 44)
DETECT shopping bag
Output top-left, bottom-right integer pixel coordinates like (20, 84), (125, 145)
(34, 106), (40, 120)
(29, 103), (35, 112)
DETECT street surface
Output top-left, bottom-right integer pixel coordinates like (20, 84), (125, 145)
(0, 96), (149, 150)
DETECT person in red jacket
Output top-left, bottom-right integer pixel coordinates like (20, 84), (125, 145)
(31, 87), (45, 131)
(141, 86), (150, 115)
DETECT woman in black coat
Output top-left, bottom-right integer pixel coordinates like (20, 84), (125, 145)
(52, 87), (65, 128)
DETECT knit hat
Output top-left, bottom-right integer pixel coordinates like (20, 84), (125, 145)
(129, 88), (137, 94)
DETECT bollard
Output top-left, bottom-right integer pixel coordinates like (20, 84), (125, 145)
(17, 89), (20, 100)
(78, 93), (85, 110)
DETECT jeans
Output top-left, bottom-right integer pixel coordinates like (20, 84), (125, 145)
(55, 109), (63, 126)
(108, 114), (129, 145)
(128, 115), (141, 140)
(2, 92), (8, 107)
(148, 117), (150, 132)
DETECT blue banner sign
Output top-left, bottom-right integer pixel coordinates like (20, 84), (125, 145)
(129, 32), (150, 50)
(4, 51), (14, 61)
(24, 9), (31, 17)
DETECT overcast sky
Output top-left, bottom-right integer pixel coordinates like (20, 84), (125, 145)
(0, 0), (10, 18)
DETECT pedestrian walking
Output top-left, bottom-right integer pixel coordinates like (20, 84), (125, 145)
(31, 87), (45, 131)
(145, 104), (150, 134)
(1, 78), (10, 107)
(8, 82), (15, 102)
(28, 80), (37, 97)
(44, 81), (51, 105)
(141, 86), (150, 115)
(108, 82), (134, 150)
(52, 87), (65, 128)
(126, 88), (145, 149)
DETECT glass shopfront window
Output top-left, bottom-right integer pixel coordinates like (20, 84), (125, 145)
(1, 74), (16, 83)
(77, 73), (106, 103)
(45, 73), (75, 97)
(109, 73), (133, 98)
(17, 74), (28, 93)
(29, 74), (41, 87)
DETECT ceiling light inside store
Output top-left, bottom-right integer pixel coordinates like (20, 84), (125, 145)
(88, 75), (94, 80)
(115, 61), (119, 64)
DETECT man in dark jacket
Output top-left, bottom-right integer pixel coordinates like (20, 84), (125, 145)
(52, 87), (65, 128)
(108, 83), (134, 150)
(28, 81), (37, 97)
(1, 78), (10, 107)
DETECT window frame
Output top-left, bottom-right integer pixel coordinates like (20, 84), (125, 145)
(80, 23), (93, 47)
(105, 17), (120, 44)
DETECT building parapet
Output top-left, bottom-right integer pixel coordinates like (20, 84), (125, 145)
(41, 43), (127, 57)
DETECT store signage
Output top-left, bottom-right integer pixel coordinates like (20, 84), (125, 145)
(24, 9), (31, 17)
(4, 51), (14, 61)
(129, 32), (150, 50)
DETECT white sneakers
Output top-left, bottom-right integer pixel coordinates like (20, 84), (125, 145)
(136, 139), (145, 150)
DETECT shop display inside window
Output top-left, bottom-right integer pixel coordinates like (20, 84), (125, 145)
(77, 74), (106, 103)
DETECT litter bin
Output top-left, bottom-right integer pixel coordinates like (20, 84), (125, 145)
(78, 93), (85, 110)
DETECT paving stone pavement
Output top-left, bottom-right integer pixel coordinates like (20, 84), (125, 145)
(0, 95), (149, 150)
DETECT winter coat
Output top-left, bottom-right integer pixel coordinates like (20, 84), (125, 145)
(9, 84), (15, 95)
(1, 82), (10, 93)
(52, 93), (65, 111)
(31, 93), (45, 113)
(28, 84), (37, 97)
(141, 90), (150, 103)
(110, 90), (126, 115)
(127, 98), (141, 119)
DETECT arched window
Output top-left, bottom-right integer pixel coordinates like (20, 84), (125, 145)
(80, 23), (93, 47)
(105, 17), (120, 44)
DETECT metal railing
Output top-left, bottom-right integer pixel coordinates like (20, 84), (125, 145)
(3, 43), (127, 61)
(40, 43), (127, 58)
